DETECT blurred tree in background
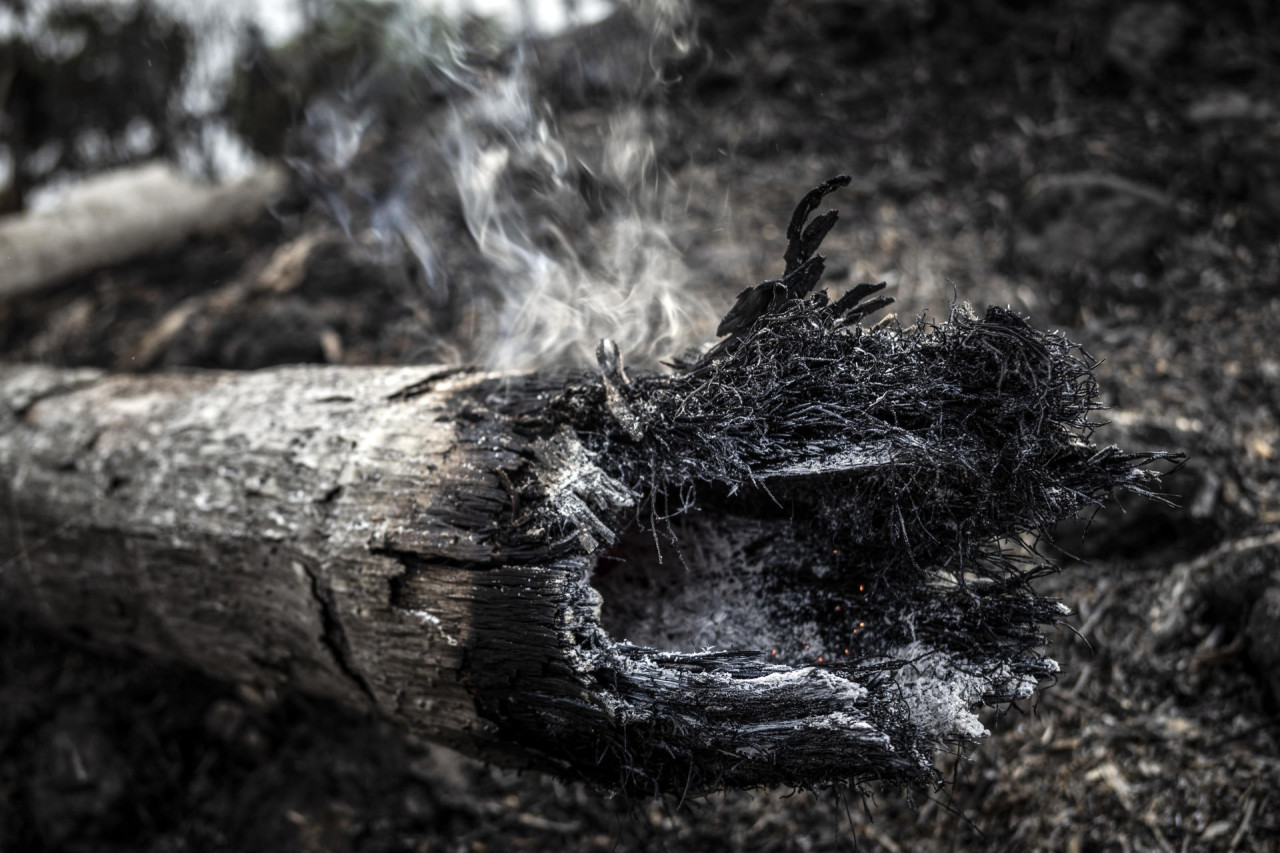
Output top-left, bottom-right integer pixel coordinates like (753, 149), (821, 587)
(0, 1), (192, 212)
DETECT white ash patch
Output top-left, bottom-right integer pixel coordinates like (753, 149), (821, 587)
(738, 665), (868, 703)
(530, 426), (636, 552)
(404, 609), (459, 647)
(805, 711), (881, 733)
(887, 642), (1044, 741)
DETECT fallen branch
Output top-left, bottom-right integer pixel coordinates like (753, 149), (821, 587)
(0, 162), (287, 301)
(0, 179), (1173, 796)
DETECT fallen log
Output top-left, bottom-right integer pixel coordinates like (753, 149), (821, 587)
(0, 178), (1173, 796)
(0, 162), (287, 301)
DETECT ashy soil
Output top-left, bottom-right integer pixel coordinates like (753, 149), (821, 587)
(2, 1), (1279, 850)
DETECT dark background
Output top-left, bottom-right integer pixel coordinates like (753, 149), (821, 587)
(2, 1), (1279, 849)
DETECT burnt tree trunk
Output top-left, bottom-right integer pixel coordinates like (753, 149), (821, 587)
(0, 180), (1173, 797)
(1, 364), (520, 760)
(1, 361), (914, 795)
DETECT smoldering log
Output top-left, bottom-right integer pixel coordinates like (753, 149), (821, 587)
(0, 178), (1174, 797)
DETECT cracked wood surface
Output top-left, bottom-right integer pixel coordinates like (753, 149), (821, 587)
(0, 362), (539, 762)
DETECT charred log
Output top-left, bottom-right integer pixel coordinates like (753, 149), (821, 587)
(0, 179), (1174, 797)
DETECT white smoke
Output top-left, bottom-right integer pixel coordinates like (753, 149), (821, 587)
(443, 61), (715, 370)
(9, 0), (717, 370)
